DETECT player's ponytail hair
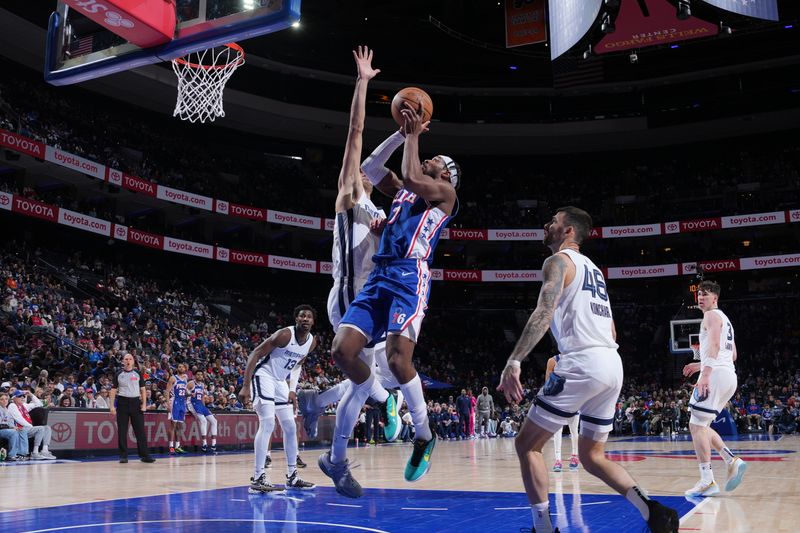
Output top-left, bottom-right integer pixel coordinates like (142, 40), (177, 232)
(555, 206), (592, 244)
(698, 280), (721, 297)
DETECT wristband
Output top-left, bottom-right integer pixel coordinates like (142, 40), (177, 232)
(506, 360), (521, 369)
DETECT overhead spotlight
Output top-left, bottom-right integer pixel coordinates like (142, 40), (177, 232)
(629, 51), (638, 64)
(604, 0), (620, 8)
(601, 12), (616, 34)
(677, 0), (691, 21)
(720, 22), (732, 34)
(582, 44), (593, 60)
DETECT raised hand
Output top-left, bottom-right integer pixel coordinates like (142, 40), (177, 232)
(400, 100), (430, 137)
(353, 45), (380, 81)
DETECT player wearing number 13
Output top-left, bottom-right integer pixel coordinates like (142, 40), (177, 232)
(240, 305), (318, 493)
(498, 207), (679, 533)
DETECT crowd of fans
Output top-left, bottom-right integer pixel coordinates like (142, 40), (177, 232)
(1, 62), (799, 236)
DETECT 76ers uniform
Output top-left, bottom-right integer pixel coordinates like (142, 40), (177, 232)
(169, 376), (188, 423)
(528, 249), (622, 438)
(341, 189), (452, 344)
(689, 309), (737, 425)
(328, 193), (385, 330)
(188, 382), (212, 417)
(252, 326), (314, 407)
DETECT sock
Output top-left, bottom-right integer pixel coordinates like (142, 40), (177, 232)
(211, 438), (217, 446)
(202, 438), (208, 446)
(287, 466), (296, 478)
(266, 451), (271, 457)
(720, 446), (735, 465)
(169, 441), (174, 448)
(399, 374), (432, 442)
(175, 441), (180, 448)
(553, 427), (562, 461)
(699, 462), (714, 483)
(531, 502), (552, 533)
(331, 373), (374, 464)
(42, 446), (50, 453)
(626, 486), (651, 521)
(318, 380), (350, 407)
(568, 417), (579, 456)
(369, 379), (389, 404)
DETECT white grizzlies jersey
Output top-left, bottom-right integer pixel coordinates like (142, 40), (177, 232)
(550, 249), (619, 355)
(699, 309), (735, 370)
(331, 193), (386, 293)
(254, 326), (314, 381)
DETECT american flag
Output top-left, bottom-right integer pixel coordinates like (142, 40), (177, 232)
(69, 35), (94, 57)
(552, 55), (605, 90)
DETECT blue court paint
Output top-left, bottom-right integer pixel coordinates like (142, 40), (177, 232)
(2, 486), (695, 532)
(612, 434), (783, 443)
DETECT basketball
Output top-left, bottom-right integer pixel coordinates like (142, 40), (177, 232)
(391, 87), (433, 126)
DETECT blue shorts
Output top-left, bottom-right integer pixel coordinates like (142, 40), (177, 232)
(190, 399), (212, 417)
(170, 401), (187, 423)
(340, 258), (431, 344)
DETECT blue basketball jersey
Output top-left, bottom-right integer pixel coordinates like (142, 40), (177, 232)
(191, 382), (205, 406)
(172, 377), (188, 408)
(373, 189), (451, 264)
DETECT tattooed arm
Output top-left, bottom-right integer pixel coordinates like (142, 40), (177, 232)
(497, 254), (568, 402)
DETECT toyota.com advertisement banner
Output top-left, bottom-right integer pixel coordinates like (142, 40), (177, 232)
(1, 128), (797, 243)
(46, 410), (311, 451)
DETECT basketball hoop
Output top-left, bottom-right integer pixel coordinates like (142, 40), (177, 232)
(171, 43), (245, 123)
(690, 342), (701, 361)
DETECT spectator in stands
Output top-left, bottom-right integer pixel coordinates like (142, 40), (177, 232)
(8, 390), (55, 459)
(0, 392), (29, 460)
(746, 398), (761, 431)
(762, 403), (775, 435)
(95, 387), (110, 409)
(456, 389), (470, 439)
(500, 416), (517, 437)
(476, 386), (495, 438)
(777, 407), (797, 435)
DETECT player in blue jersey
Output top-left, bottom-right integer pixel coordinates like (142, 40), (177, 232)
(187, 371), (218, 453)
(319, 100), (461, 497)
(167, 363), (189, 454)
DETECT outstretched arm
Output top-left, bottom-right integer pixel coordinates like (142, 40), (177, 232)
(336, 46), (380, 212)
(497, 254), (568, 402)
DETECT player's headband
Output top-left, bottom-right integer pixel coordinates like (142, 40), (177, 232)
(440, 155), (459, 189)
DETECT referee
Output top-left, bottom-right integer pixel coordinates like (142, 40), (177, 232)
(109, 353), (155, 463)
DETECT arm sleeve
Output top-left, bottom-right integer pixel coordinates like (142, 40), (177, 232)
(28, 395), (43, 409)
(288, 364), (303, 393)
(361, 131), (404, 185)
(112, 371), (120, 389)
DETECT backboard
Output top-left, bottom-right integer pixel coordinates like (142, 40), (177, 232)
(45, 0), (300, 86)
(669, 318), (702, 355)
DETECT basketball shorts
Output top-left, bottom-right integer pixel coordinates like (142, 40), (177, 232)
(327, 277), (370, 332)
(251, 373), (291, 410)
(169, 401), (187, 423)
(528, 348), (623, 438)
(689, 366), (737, 426)
(340, 259), (431, 344)
(188, 399), (212, 417)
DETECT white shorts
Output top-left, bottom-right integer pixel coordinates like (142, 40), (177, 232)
(527, 349), (622, 436)
(689, 366), (737, 426)
(251, 373), (291, 411)
(327, 279), (369, 332)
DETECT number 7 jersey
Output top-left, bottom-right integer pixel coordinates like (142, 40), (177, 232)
(550, 249), (619, 355)
(253, 326), (314, 382)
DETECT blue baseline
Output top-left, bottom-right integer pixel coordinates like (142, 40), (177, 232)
(1, 486), (695, 533)
(612, 434), (783, 443)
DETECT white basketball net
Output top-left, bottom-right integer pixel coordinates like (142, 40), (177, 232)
(171, 43), (244, 123)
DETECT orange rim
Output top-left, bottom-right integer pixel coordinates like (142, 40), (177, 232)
(174, 42), (245, 71)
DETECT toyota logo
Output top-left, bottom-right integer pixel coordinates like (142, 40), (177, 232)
(104, 11), (134, 28)
(115, 227), (126, 237)
(792, 212), (800, 221)
(667, 223), (678, 231)
(218, 249), (228, 259)
(0, 195), (9, 206)
(218, 202), (228, 211)
(52, 422), (73, 443)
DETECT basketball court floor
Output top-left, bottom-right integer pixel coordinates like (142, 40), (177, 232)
(1, 433), (797, 532)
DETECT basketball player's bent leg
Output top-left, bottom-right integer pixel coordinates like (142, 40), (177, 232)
(687, 367), (743, 495)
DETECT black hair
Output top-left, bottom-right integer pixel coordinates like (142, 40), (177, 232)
(555, 206), (593, 244)
(293, 304), (317, 320)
